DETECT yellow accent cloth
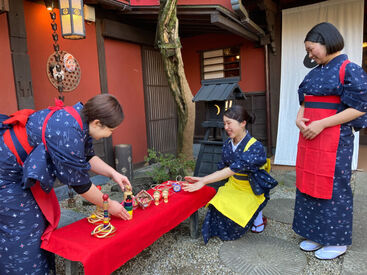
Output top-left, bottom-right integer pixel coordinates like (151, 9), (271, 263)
(207, 176), (265, 227)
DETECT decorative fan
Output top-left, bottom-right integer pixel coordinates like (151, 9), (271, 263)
(46, 51), (81, 92)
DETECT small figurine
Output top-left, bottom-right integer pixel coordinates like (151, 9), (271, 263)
(153, 190), (161, 205)
(91, 194), (116, 238)
(162, 188), (169, 203)
(123, 186), (133, 202)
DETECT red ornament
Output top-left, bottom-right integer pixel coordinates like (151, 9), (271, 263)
(102, 194), (109, 201)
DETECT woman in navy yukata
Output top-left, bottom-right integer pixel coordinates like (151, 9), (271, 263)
(0, 94), (132, 274)
(183, 105), (277, 243)
(294, 22), (367, 260)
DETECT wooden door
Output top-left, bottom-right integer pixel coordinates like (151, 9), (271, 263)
(141, 47), (177, 154)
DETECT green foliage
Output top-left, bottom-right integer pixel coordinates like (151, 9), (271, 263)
(144, 149), (195, 184)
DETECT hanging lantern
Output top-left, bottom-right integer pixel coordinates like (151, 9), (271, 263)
(59, 0), (85, 39)
(0, 0), (9, 12)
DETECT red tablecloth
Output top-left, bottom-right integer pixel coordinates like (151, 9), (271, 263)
(42, 186), (216, 275)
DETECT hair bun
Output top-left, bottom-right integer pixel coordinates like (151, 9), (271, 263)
(248, 113), (256, 124)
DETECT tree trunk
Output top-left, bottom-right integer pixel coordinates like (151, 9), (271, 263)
(156, 0), (195, 159)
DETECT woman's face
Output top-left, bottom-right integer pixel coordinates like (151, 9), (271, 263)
(223, 115), (246, 140)
(89, 120), (116, 140)
(305, 41), (328, 65)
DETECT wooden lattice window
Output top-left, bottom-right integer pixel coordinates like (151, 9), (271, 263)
(201, 47), (241, 80)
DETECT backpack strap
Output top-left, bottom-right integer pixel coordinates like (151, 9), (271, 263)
(244, 137), (257, 152)
(2, 110), (36, 165)
(339, 59), (350, 85)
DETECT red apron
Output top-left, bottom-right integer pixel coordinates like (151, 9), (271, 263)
(2, 99), (83, 242)
(296, 95), (341, 199)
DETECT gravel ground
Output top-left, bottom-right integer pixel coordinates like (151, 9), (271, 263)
(56, 170), (348, 275)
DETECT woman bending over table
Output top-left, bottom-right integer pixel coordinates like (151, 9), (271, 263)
(0, 94), (131, 274)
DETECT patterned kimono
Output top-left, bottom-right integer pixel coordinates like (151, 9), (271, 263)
(202, 133), (277, 243)
(0, 102), (94, 274)
(293, 54), (367, 246)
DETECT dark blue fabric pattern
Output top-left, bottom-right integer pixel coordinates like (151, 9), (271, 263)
(293, 54), (367, 246)
(0, 102), (95, 274)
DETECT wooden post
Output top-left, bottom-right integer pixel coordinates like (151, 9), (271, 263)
(189, 211), (199, 239)
(64, 259), (79, 275)
(115, 144), (133, 181)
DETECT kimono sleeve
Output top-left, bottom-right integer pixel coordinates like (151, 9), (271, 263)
(46, 123), (91, 187)
(217, 141), (228, 170)
(229, 141), (267, 173)
(341, 62), (367, 129)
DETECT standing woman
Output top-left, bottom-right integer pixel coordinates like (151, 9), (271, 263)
(0, 94), (131, 274)
(294, 22), (367, 260)
(183, 105), (277, 243)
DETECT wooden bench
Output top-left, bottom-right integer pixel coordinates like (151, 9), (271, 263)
(42, 186), (216, 275)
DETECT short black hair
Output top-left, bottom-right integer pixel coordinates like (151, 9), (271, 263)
(304, 22), (344, 54)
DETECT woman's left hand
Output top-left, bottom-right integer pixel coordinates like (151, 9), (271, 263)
(302, 120), (325, 140)
(111, 171), (132, 192)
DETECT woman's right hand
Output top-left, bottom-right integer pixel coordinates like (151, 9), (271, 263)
(182, 180), (205, 192)
(108, 199), (131, 220)
(296, 117), (310, 133)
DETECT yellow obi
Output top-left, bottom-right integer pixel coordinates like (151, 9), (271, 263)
(206, 137), (267, 228)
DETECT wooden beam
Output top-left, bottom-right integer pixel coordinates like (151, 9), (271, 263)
(102, 19), (155, 45)
(210, 13), (259, 42)
(95, 16), (115, 167)
(8, 0), (34, 109)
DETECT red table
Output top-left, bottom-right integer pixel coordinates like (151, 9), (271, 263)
(42, 186), (216, 275)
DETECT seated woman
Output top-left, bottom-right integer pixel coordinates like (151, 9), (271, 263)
(183, 105), (277, 243)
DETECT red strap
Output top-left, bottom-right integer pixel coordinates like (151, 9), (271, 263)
(2, 109), (35, 127)
(31, 181), (61, 243)
(42, 99), (83, 151)
(339, 60), (350, 85)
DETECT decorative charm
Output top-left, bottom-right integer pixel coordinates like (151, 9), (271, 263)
(153, 190), (161, 206)
(135, 190), (153, 209)
(172, 182), (181, 192)
(91, 194), (116, 238)
(46, 51), (81, 92)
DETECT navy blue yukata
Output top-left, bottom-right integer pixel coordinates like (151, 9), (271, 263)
(293, 54), (367, 246)
(0, 102), (94, 274)
(202, 133), (277, 243)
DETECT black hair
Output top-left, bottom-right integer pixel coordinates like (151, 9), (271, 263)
(81, 94), (124, 128)
(223, 105), (255, 126)
(304, 22), (344, 54)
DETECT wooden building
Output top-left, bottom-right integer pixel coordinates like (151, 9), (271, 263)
(1, 0), (365, 168)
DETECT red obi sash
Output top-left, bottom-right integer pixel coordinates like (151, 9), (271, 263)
(296, 95), (342, 199)
(2, 99), (83, 242)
